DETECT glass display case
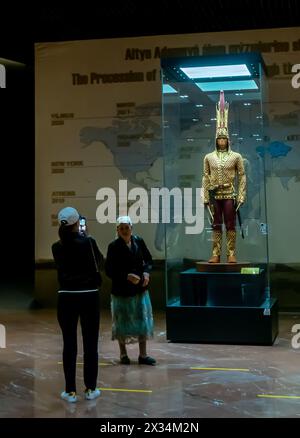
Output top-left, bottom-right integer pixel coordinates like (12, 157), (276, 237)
(161, 53), (278, 344)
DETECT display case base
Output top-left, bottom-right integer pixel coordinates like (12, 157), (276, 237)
(180, 267), (266, 306)
(196, 262), (252, 272)
(166, 298), (278, 345)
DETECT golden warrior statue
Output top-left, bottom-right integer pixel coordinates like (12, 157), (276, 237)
(202, 90), (246, 263)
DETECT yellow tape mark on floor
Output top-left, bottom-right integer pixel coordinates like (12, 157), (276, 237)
(190, 367), (250, 371)
(99, 388), (152, 393)
(257, 394), (300, 399)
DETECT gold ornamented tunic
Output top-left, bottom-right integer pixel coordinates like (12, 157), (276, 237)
(202, 149), (246, 204)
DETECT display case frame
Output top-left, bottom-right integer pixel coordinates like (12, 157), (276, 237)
(161, 53), (278, 344)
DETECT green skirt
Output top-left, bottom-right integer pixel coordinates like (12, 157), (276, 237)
(111, 290), (154, 344)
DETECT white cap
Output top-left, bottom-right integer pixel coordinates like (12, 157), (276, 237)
(58, 207), (80, 226)
(116, 215), (132, 226)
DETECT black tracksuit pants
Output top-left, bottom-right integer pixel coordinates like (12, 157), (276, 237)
(57, 291), (100, 393)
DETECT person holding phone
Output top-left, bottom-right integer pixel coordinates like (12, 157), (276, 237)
(52, 206), (104, 402)
(105, 216), (155, 366)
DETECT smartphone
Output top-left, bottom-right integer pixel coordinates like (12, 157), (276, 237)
(79, 217), (87, 235)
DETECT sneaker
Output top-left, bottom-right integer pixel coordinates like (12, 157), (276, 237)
(61, 391), (77, 403)
(138, 356), (156, 365)
(85, 388), (101, 400)
(120, 355), (130, 365)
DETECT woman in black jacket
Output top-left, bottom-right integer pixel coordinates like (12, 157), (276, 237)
(105, 216), (155, 365)
(52, 206), (103, 403)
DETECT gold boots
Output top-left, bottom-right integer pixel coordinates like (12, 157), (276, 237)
(226, 230), (236, 263)
(208, 230), (222, 263)
(208, 230), (237, 263)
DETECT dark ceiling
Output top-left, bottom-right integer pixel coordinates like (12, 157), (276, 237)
(1, 0), (299, 64)
(0, 1), (299, 279)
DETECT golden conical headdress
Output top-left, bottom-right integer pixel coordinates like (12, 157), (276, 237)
(216, 90), (229, 138)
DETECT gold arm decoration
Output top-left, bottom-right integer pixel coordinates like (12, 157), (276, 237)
(237, 155), (246, 203)
(202, 155), (211, 204)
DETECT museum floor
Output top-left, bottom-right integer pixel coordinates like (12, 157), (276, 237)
(0, 299), (300, 418)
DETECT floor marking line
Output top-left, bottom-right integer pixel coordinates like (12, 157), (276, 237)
(257, 394), (300, 399)
(190, 367), (250, 371)
(98, 388), (152, 393)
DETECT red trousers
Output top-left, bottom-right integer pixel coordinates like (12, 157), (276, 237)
(212, 199), (236, 231)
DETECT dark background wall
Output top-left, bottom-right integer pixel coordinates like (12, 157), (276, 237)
(1, 2), (300, 65)
(0, 64), (34, 286)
